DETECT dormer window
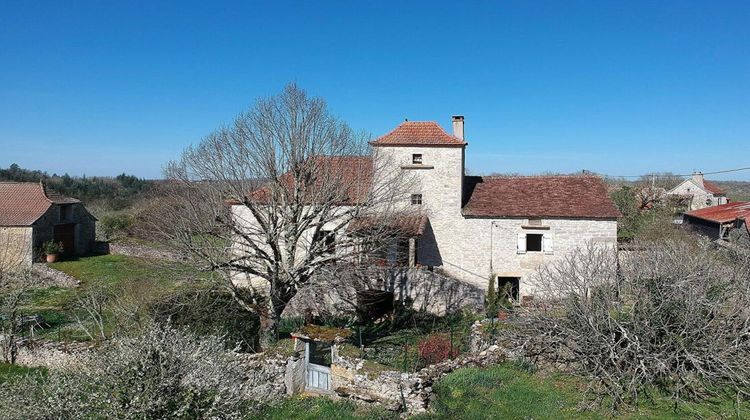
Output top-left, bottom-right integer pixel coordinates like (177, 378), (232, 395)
(412, 154), (423, 165)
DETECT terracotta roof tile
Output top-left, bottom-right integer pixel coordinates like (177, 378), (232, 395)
(684, 201), (750, 224)
(462, 175), (621, 219)
(0, 182), (79, 226)
(370, 121), (466, 147)
(248, 156), (372, 206)
(701, 180), (726, 195)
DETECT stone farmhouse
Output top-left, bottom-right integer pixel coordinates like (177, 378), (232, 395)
(0, 182), (96, 267)
(368, 116), (619, 301)
(666, 171), (728, 211)
(231, 116), (620, 304)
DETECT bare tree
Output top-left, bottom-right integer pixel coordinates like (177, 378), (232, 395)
(0, 235), (36, 364)
(526, 239), (750, 411)
(149, 84), (413, 347)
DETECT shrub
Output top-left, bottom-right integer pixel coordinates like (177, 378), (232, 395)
(418, 333), (459, 366)
(528, 240), (750, 410)
(42, 240), (63, 255)
(98, 212), (135, 241)
(485, 273), (497, 318)
(0, 323), (253, 419)
(150, 287), (260, 352)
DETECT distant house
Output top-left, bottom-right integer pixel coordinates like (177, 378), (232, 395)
(667, 172), (728, 211)
(0, 182), (96, 267)
(682, 201), (750, 245)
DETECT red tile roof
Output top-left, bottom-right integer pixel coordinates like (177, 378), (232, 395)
(370, 121), (466, 147)
(462, 175), (621, 219)
(684, 201), (750, 224)
(701, 180), (726, 195)
(0, 182), (80, 226)
(248, 156), (373, 206)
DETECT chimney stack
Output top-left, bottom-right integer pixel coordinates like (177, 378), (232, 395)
(452, 115), (464, 140)
(692, 171), (705, 187)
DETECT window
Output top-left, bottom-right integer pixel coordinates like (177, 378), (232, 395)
(410, 194), (422, 205)
(526, 234), (543, 252)
(412, 154), (423, 164)
(518, 232), (552, 254)
(313, 229), (335, 254)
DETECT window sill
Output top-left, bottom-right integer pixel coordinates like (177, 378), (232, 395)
(401, 164), (434, 170)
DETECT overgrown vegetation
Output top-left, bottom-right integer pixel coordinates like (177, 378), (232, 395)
(0, 324), (254, 419)
(527, 239), (750, 411)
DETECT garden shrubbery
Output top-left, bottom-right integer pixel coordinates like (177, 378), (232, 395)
(0, 324), (253, 419)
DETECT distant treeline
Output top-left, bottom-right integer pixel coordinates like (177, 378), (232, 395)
(0, 163), (154, 209)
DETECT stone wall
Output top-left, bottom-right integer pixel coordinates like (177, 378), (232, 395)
(283, 267), (484, 318)
(435, 217), (618, 298)
(0, 226), (33, 268)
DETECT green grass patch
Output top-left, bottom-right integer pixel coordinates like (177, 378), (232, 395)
(420, 362), (749, 419)
(257, 396), (397, 420)
(0, 363), (46, 384)
(7, 254), (212, 342)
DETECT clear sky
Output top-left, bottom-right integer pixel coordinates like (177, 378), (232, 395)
(1, 1), (749, 180)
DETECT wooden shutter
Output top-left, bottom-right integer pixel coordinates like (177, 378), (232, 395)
(517, 233), (526, 254)
(543, 234), (554, 254)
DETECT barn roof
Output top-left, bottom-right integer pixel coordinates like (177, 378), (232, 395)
(370, 121), (466, 147)
(684, 201), (750, 224)
(462, 175), (621, 219)
(0, 182), (80, 226)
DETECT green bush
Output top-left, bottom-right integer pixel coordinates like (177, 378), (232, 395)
(150, 287), (260, 352)
(98, 213), (135, 241)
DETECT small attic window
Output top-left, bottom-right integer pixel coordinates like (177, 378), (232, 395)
(412, 154), (423, 164)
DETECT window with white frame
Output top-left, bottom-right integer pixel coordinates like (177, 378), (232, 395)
(412, 154), (423, 164)
(411, 194), (422, 205)
(517, 232), (553, 254)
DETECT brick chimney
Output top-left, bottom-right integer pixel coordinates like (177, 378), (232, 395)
(452, 115), (464, 140)
(692, 171), (705, 187)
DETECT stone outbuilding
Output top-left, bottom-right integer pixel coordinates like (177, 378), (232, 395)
(0, 182), (96, 267)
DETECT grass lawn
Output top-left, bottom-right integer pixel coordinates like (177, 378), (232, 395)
(16, 254), (210, 341)
(257, 397), (397, 420)
(0, 362), (45, 384)
(423, 363), (747, 420)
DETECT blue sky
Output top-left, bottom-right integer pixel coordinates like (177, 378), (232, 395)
(1, 1), (749, 180)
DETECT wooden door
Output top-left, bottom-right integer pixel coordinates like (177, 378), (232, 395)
(53, 223), (76, 256)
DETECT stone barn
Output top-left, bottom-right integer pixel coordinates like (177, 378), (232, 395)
(0, 182), (96, 267)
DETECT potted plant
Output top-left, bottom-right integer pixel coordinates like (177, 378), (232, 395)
(43, 240), (64, 263)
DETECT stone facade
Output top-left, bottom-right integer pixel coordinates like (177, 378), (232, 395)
(231, 117), (619, 306)
(0, 226), (33, 268)
(667, 173), (728, 211)
(32, 203), (97, 258)
(373, 131), (617, 300)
